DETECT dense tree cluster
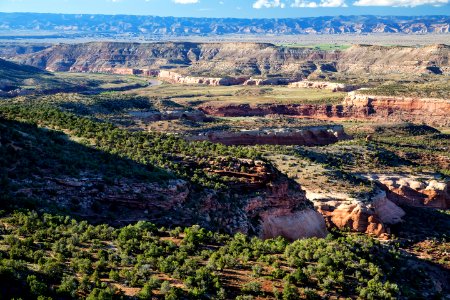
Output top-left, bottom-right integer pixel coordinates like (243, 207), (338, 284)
(0, 103), (261, 189)
(0, 210), (431, 299)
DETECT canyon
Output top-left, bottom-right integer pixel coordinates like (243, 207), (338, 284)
(0, 40), (449, 243)
(3, 43), (449, 78)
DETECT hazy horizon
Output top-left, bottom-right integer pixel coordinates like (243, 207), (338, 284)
(0, 0), (449, 18)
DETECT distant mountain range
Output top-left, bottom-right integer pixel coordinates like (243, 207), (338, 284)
(0, 13), (449, 36)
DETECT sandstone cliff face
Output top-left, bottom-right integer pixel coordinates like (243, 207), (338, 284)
(15, 162), (327, 240)
(313, 190), (405, 237)
(243, 175), (327, 240)
(260, 209), (327, 240)
(365, 174), (450, 209)
(343, 92), (450, 126)
(199, 92), (450, 126)
(185, 126), (349, 146)
(243, 78), (294, 86)
(158, 70), (297, 86)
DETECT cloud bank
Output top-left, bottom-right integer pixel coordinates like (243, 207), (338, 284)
(253, 0), (448, 7)
(353, 0), (448, 6)
(291, 0), (347, 7)
(253, 0), (286, 8)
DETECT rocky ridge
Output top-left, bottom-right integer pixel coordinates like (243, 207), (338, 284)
(0, 13), (449, 35)
(7, 42), (450, 78)
(313, 190), (405, 237)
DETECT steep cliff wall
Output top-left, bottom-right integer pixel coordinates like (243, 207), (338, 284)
(243, 174), (328, 240)
(185, 126), (349, 146)
(314, 190), (405, 237)
(199, 93), (450, 126)
(343, 92), (450, 126)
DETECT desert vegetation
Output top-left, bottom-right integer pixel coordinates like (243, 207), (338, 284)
(0, 37), (449, 299)
(0, 210), (441, 299)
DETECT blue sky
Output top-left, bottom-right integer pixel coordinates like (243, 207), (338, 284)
(0, 0), (449, 18)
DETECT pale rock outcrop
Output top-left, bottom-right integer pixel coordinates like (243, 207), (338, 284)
(289, 80), (359, 92)
(365, 174), (450, 209)
(244, 175), (328, 240)
(158, 70), (248, 86)
(312, 190), (405, 237)
(261, 209), (327, 240)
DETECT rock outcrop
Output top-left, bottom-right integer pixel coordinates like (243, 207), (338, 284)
(158, 70), (248, 86)
(365, 174), (450, 209)
(185, 125), (349, 146)
(261, 209), (327, 240)
(289, 80), (359, 92)
(313, 190), (405, 237)
(242, 169), (328, 240)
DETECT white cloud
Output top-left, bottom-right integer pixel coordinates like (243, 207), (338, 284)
(253, 0), (286, 9)
(173, 0), (199, 4)
(291, 0), (347, 7)
(353, 0), (448, 6)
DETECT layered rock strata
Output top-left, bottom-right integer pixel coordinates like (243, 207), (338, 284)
(312, 190), (405, 237)
(242, 171), (328, 240)
(10, 42), (450, 77)
(199, 94), (450, 126)
(185, 125), (349, 146)
(364, 174), (450, 209)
